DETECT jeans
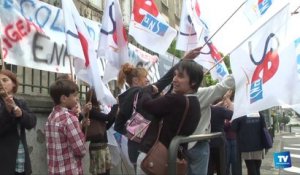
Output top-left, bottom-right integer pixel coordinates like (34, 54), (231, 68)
(186, 141), (209, 175)
(226, 139), (240, 175)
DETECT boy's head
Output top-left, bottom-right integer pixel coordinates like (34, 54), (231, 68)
(49, 79), (79, 108)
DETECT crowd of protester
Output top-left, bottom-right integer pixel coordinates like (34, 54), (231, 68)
(0, 47), (271, 175)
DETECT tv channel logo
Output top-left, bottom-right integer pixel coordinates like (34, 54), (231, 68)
(274, 151), (292, 169)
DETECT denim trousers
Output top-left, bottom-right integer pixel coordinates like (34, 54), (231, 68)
(186, 141), (209, 175)
(226, 139), (241, 175)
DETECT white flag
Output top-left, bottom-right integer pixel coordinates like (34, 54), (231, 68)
(176, 0), (228, 81)
(186, 0), (209, 38)
(244, 0), (273, 24)
(176, 0), (199, 51)
(230, 4), (300, 118)
(98, 0), (130, 83)
(62, 0), (116, 106)
(128, 0), (177, 54)
(194, 34), (229, 81)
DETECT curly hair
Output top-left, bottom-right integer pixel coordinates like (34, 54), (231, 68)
(117, 63), (147, 88)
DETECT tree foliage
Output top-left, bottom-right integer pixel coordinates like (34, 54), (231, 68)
(167, 40), (184, 58)
(278, 116), (290, 125)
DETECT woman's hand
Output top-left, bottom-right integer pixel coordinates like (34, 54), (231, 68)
(81, 102), (92, 115)
(183, 47), (202, 60)
(4, 95), (22, 117)
(81, 118), (90, 128)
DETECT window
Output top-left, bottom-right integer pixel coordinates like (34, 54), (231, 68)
(89, 0), (103, 10)
(161, 0), (169, 7)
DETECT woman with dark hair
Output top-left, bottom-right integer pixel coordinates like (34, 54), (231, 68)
(0, 70), (37, 175)
(136, 60), (204, 174)
(85, 89), (118, 175)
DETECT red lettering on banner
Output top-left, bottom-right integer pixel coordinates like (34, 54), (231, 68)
(133, 0), (159, 23)
(16, 20), (28, 36)
(2, 48), (8, 59)
(2, 18), (43, 50)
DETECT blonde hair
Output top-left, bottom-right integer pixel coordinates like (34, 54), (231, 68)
(117, 63), (148, 88)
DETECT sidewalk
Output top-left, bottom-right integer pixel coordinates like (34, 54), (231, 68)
(242, 132), (286, 175)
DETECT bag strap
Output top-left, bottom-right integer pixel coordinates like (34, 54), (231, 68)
(155, 96), (189, 142)
(132, 92), (139, 112)
(176, 96), (189, 135)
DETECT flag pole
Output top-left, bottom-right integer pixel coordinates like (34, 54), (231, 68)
(204, 54), (228, 75)
(69, 55), (74, 81)
(0, 20), (6, 70)
(0, 40), (5, 71)
(204, 2), (289, 75)
(200, 0), (247, 49)
(291, 6), (300, 15)
(189, 0), (247, 74)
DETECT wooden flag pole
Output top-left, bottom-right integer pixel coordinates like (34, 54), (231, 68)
(187, 0), (247, 59)
(204, 54), (228, 75)
(69, 56), (74, 82)
(0, 24), (6, 70)
(200, 0), (247, 50)
(84, 89), (93, 141)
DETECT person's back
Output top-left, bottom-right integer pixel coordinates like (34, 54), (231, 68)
(232, 115), (264, 152)
(45, 79), (86, 175)
(232, 113), (265, 175)
(208, 105), (232, 175)
(114, 63), (150, 172)
(210, 105), (232, 133)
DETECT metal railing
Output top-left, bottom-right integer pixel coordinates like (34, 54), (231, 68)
(168, 132), (225, 175)
(2, 64), (90, 99)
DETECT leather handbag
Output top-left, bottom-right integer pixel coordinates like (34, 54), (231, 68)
(126, 93), (151, 143)
(85, 119), (106, 141)
(141, 96), (189, 175)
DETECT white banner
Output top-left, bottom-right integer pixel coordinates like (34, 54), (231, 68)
(128, 43), (160, 83)
(0, 0), (101, 73)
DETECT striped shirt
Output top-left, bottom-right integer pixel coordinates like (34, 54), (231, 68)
(45, 106), (86, 175)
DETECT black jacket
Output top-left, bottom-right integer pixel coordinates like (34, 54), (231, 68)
(114, 86), (155, 135)
(88, 104), (118, 143)
(231, 115), (265, 152)
(0, 97), (37, 175)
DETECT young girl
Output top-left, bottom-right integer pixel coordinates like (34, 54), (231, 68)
(85, 89), (118, 175)
(114, 63), (151, 172)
